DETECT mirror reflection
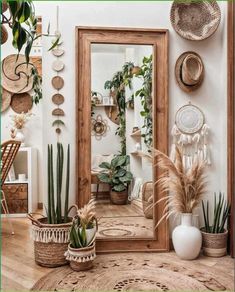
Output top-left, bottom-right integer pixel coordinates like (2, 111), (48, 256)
(91, 44), (154, 238)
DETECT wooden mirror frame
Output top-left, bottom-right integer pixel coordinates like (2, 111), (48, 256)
(75, 26), (169, 252)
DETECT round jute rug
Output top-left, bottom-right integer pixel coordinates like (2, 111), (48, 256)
(31, 253), (234, 291)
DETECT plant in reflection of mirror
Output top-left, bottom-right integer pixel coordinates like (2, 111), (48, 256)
(98, 155), (133, 205)
(135, 55), (153, 150)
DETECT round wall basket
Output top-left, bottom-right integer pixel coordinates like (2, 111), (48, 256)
(11, 92), (33, 114)
(175, 103), (204, 134)
(1, 88), (11, 113)
(2, 54), (34, 93)
(52, 60), (64, 72)
(51, 76), (64, 90)
(52, 49), (65, 57)
(170, 0), (221, 41)
(52, 93), (64, 105)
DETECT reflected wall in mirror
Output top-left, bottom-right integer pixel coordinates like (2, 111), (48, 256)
(76, 27), (168, 252)
(90, 44), (154, 239)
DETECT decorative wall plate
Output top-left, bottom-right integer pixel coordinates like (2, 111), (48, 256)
(52, 49), (65, 57)
(51, 76), (64, 90)
(52, 93), (64, 105)
(52, 60), (64, 72)
(1, 88), (11, 112)
(11, 92), (33, 113)
(91, 115), (109, 140)
(2, 54), (34, 93)
(170, 0), (221, 41)
(175, 103), (204, 134)
(52, 108), (65, 116)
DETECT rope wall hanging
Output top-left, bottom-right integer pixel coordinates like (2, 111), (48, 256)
(170, 102), (211, 169)
(51, 6), (65, 137)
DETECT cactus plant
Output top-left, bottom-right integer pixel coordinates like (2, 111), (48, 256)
(47, 143), (70, 224)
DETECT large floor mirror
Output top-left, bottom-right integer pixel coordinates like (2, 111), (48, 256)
(76, 27), (169, 252)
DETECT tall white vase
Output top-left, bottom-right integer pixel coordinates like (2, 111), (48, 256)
(15, 129), (25, 146)
(172, 213), (202, 260)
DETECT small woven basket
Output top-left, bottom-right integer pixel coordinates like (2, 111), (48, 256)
(28, 205), (77, 268)
(65, 243), (96, 271)
(201, 229), (228, 257)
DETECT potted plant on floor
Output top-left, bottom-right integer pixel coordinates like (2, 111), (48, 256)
(141, 146), (207, 260)
(28, 143), (77, 267)
(201, 192), (230, 257)
(98, 155), (133, 205)
(65, 200), (97, 271)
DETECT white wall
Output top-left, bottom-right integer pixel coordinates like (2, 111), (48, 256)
(2, 1), (227, 230)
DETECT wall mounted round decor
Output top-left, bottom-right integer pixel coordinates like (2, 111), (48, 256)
(170, 0), (221, 41)
(52, 93), (64, 105)
(51, 76), (64, 90)
(175, 103), (204, 134)
(1, 25), (8, 45)
(52, 48), (65, 57)
(52, 108), (65, 116)
(2, 54), (34, 93)
(52, 60), (64, 72)
(175, 51), (204, 92)
(11, 92), (33, 113)
(1, 88), (11, 112)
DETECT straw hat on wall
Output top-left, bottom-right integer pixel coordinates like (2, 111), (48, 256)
(175, 51), (204, 92)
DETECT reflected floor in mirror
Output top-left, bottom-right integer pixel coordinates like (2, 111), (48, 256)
(93, 196), (153, 238)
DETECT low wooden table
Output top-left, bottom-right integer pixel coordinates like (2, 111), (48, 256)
(91, 172), (109, 199)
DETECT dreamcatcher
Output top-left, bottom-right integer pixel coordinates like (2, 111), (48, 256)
(91, 114), (110, 140)
(170, 102), (211, 168)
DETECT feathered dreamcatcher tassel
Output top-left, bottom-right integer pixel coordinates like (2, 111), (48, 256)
(170, 103), (211, 169)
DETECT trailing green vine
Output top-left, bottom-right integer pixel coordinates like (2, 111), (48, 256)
(135, 55), (153, 149)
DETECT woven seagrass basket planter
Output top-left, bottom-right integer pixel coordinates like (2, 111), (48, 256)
(110, 190), (128, 205)
(65, 243), (96, 271)
(28, 214), (73, 268)
(201, 229), (228, 258)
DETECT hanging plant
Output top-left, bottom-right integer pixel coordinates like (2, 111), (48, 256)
(1, 0), (60, 104)
(135, 55), (153, 149)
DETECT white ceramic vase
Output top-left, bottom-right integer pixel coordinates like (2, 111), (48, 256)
(172, 213), (202, 260)
(15, 129), (25, 146)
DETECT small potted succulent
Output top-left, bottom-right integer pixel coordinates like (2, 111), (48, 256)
(65, 200), (98, 271)
(201, 192), (230, 257)
(98, 155), (133, 205)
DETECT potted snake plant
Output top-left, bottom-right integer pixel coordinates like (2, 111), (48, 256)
(65, 200), (97, 271)
(28, 143), (77, 267)
(98, 155), (133, 205)
(201, 192), (230, 257)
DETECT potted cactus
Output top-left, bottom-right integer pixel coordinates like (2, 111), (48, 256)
(28, 143), (77, 267)
(65, 200), (97, 271)
(201, 192), (230, 257)
(98, 155), (133, 205)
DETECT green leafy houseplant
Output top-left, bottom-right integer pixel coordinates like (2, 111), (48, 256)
(98, 155), (133, 192)
(135, 55), (153, 149)
(202, 192), (230, 234)
(47, 143), (71, 224)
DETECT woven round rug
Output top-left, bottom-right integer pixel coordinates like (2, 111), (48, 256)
(31, 253), (234, 291)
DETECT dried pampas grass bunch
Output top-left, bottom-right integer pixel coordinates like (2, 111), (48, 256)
(77, 199), (96, 228)
(140, 146), (207, 226)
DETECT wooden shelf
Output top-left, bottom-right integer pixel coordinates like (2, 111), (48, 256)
(93, 104), (116, 107)
(130, 130), (141, 138)
(5, 180), (29, 184)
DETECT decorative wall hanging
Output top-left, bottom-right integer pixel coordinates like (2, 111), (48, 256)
(51, 76), (64, 90)
(1, 54), (34, 93)
(52, 108), (65, 116)
(91, 115), (110, 140)
(170, 0), (221, 41)
(170, 102), (211, 168)
(11, 93), (33, 114)
(52, 93), (64, 105)
(1, 88), (11, 113)
(1, 25), (8, 45)
(175, 52), (204, 92)
(52, 59), (64, 72)
(52, 48), (65, 57)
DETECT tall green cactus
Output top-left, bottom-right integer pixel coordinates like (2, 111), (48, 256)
(47, 143), (70, 224)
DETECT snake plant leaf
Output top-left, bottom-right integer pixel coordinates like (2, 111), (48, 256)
(52, 120), (65, 127)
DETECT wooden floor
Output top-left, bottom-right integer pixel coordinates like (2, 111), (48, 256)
(1, 217), (234, 291)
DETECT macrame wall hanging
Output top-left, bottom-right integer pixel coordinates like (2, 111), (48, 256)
(170, 102), (211, 169)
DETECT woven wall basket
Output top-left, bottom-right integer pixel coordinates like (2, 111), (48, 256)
(201, 229), (228, 258)
(28, 212), (74, 268)
(170, 0), (221, 41)
(1, 88), (11, 113)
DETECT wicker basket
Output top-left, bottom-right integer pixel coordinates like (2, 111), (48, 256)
(142, 182), (153, 219)
(201, 229), (228, 257)
(65, 243), (96, 271)
(28, 206), (77, 268)
(110, 190), (128, 205)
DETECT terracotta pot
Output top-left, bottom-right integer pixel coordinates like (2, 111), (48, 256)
(201, 229), (228, 257)
(110, 190), (128, 205)
(65, 243), (96, 271)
